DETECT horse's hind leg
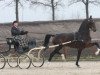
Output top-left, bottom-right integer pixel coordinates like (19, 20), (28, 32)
(94, 42), (100, 48)
(48, 45), (63, 62)
(94, 42), (100, 55)
(62, 47), (67, 60)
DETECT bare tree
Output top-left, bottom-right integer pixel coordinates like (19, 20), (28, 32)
(15, 0), (19, 21)
(51, 0), (55, 20)
(69, 0), (100, 19)
(28, 0), (63, 20)
(3, 0), (27, 22)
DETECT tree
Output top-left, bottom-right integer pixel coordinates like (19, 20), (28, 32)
(28, 0), (63, 20)
(3, 0), (27, 22)
(15, 0), (19, 22)
(68, 0), (100, 19)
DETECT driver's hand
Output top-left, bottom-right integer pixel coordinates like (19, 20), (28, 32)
(25, 31), (28, 34)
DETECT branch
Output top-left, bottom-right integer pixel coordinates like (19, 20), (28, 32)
(30, 1), (51, 7)
(68, 0), (81, 6)
(54, 1), (62, 7)
(4, 1), (14, 7)
(89, 1), (100, 5)
(82, 0), (86, 4)
(19, 1), (24, 7)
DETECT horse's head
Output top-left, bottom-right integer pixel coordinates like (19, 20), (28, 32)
(87, 16), (96, 32)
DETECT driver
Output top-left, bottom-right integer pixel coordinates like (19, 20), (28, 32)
(11, 21), (28, 52)
(11, 21), (28, 36)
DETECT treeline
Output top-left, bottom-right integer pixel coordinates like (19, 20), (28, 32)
(0, 0), (100, 21)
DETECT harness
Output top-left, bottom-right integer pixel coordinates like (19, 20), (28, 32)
(74, 32), (83, 41)
(74, 32), (91, 44)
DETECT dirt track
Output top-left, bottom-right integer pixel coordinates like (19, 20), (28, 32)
(0, 61), (100, 75)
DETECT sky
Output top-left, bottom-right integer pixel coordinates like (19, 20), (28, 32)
(0, 0), (100, 23)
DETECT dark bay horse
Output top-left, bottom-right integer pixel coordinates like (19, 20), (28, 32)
(43, 16), (100, 67)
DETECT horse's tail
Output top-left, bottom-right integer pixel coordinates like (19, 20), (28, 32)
(43, 34), (55, 48)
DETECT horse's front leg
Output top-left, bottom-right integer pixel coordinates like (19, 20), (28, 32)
(76, 49), (82, 68)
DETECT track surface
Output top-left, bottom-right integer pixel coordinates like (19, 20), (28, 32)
(0, 61), (100, 75)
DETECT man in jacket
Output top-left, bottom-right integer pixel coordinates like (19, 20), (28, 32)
(11, 21), (28, 53)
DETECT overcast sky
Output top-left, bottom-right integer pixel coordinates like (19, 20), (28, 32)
(0, 0), (100, 23)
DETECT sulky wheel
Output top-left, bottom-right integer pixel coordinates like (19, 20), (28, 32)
(17, 54), (31, 69)
(0, 42), (10, 54)
(30, 49), (45, 67)
(7, 54), (19, 68)
(0, 54), (6, 69)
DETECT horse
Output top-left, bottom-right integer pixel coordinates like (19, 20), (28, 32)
(43, 16), (100, 67)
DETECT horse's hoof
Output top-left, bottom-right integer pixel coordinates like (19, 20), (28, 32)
(77, 65), (81, 68)
(45, 60), (51, 65)
(76, 64), (81, 68)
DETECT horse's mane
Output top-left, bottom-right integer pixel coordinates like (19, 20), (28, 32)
(78, 19), (89, 33)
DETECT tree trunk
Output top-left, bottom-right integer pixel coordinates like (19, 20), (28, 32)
(15, 0), (19, 22)
(85, 0), (89, 19)
(51, 0), (55, 20)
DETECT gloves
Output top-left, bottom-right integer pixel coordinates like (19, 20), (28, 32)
(21, 31), (28, 35)
(24, 31), (28, 34)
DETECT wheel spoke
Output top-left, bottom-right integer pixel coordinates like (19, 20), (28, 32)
(18, 54), (31, 69)
(7, 54), (18, 68)
(30, 49), (44, 67)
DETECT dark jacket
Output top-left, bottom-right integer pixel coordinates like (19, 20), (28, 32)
(11, 26), (28, 36)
